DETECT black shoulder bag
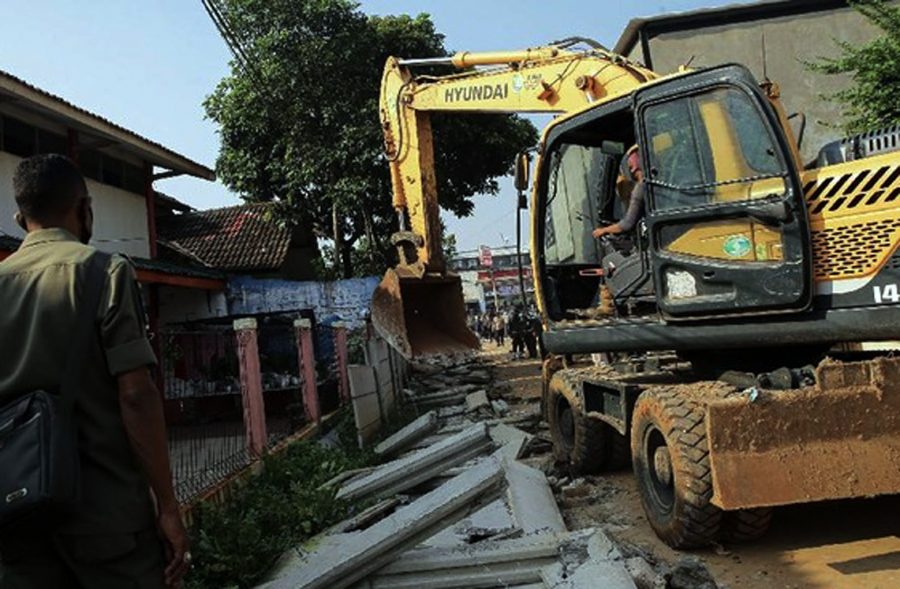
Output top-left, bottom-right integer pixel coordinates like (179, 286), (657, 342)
(0, 252), (109, 529)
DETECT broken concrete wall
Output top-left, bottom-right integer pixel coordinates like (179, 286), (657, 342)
(364, 333), (408, 420)
(349, 329), (410, 445)
(227, 275), (380, 327)
(349, 365), (382, 444)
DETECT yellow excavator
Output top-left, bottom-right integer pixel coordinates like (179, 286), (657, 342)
(372, 39), (900, 548)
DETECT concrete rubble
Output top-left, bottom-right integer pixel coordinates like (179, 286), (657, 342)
(374, 410), (439, 458)
(259, 357), (639, 589)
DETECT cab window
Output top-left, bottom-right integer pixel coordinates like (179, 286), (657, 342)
(644, 86), (786, 211)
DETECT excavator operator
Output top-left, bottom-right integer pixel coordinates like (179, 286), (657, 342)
(592, 145), (644, 241)
(587, 145), (645, 318)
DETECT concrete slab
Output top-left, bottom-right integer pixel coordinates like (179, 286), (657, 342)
(328, 498), (401, 535)
(539, 529), (636, 589)
(465, 390), (490, 413)
(365, 530), (595, 589)
(587, 526), (624, 562)
(421, 498), (516, 548)
(489, 423), (533, 461)
(416, 393), (468, 409)
(436, 420), (475, 434)
(337, 423), (493, 501)
(436, 405), (467, 419)
(375, 411), (439, 458)
(267, 532), (360, 583)
(262, 455), (506, 589)
(504, 460), (566, 535)
(542, 561), (637, 589)
(414, 384), (478, 402)
(318, 466), (376, 490)
(409, 433), (452, 448)
(349, 365), (381, 443)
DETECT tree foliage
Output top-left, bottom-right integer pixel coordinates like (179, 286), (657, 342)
(204, 0), (537, 277)
(809, 0), (900, 133)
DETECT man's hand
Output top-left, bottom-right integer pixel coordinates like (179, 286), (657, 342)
(158, 507), (191, 588)
(592, 226), (610, 239)
(118, 367), (188, 586)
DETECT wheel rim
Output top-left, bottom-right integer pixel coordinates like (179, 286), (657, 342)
(643, 425), (675, 514)
(556, 397), (575, 452)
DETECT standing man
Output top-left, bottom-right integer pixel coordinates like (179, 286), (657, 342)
(508, 304), (528, 360)
(0, 155), (189, 588)
(493, 312), (506, 347)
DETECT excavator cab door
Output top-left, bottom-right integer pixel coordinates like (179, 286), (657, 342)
(633, 64), (812, 320)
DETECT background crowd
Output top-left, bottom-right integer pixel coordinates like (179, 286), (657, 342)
(468, 304), (542, 360)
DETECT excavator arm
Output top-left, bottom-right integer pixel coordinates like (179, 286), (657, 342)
(372, 42), (657, 357)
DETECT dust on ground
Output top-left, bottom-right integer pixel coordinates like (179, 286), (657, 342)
(483, 341), (900, 589)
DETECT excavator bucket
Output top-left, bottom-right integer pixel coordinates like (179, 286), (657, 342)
(706, 357), (900, 510)
(370, 269), (481, 359)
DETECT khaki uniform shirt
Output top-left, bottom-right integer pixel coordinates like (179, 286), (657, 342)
(0, 228), (156, 535)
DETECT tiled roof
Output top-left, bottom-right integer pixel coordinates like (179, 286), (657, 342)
(157, 203), (291, 272)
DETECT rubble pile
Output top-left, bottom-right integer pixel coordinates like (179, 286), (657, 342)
(259, 357), (640, 589)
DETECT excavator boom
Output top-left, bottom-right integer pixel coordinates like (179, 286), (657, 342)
(372, 43), (656, 358)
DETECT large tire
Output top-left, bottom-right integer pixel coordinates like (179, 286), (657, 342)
(720, 508), (774, 544)
(547, 377), (609, 475)
(631, 388), (722, 548)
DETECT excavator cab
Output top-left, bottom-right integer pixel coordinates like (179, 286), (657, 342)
(635, 64), (812, 319)
(537, 64), (813, 326)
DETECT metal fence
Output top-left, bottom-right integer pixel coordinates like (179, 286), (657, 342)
(160, 316), (351, 505)
(257, 320), (306, 445)
(161, 329), (252, 504)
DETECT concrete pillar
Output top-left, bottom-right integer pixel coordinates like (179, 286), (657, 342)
(294, 318), (320, 423)
(234, 318), (267, 456)
(333, 321), (351, 405)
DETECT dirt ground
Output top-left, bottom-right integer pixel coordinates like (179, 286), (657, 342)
(483, 342), (900, 589)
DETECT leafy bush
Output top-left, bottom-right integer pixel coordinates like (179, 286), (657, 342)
(185, 418), (373, 589)
(808, 0), (900, 133)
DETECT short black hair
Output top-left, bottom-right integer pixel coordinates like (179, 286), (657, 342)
(13, 154), (87, 221)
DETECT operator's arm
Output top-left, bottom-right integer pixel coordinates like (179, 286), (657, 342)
(101, 257), (189, 588)
(593, 183), (645, 238)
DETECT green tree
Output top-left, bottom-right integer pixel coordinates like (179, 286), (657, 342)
(810, 0), (900, 133)
(204, 0), (537, 278)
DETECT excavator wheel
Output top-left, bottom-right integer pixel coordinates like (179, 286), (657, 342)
(547, 374), (608, 475)
(631, 388), (722, 549)
(719, 508), (775, 544)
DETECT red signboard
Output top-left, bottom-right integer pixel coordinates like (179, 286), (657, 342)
(479, 245), (493, 268)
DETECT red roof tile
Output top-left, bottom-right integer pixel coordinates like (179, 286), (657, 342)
(157, 203), (290, 272)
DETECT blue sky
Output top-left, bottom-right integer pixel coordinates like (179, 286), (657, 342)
(0, 0), (730, 251)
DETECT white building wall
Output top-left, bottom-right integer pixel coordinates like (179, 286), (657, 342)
(459, 270), (486, 312)
(0, 151), (150, 258)
(158, 286), (228, 326)
(86, 178), (150, 258)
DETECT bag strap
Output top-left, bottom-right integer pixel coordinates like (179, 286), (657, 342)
(60, 251), (111, 414)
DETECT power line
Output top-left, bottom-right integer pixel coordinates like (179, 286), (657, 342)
(200, 0), (266, 88)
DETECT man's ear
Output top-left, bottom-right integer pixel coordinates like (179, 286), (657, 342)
(14, 212), (26, 231)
